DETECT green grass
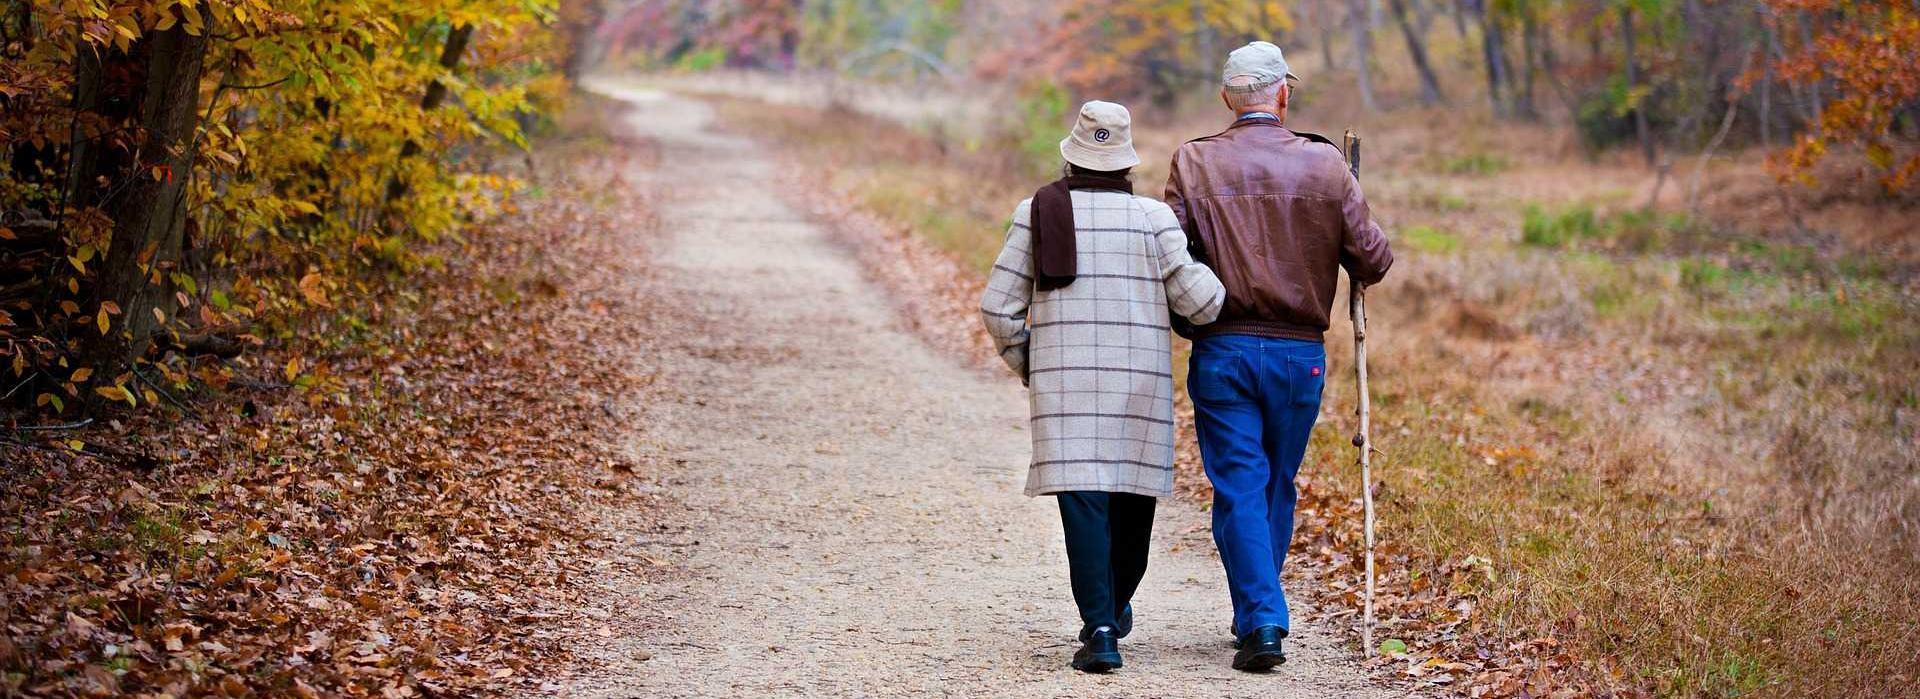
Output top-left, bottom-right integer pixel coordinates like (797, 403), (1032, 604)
(1786, 283), (1899, 339)
(1604, 209), (1688, 252)
(128, 510), (185, 557)
(1441, 152), (1511, 176)
(1400, 224), (1462, 254)
(674, 46), (727, 72)
(1588, 278), (1636, 318)
(1560, 253), (1655, 319)
(1677, 257), (1776, 297)
(1407, 187), (1474, 213)
(1520, 204), (1699, 253)
(1521, 204), (1601, 248)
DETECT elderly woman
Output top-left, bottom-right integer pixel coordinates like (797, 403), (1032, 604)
(980, 100), (1226, 673)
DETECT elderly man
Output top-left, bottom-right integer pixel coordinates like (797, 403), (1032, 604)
(1163, 42), (1395, 672)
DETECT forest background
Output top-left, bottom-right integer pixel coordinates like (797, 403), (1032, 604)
(2, 0), (1915, 696)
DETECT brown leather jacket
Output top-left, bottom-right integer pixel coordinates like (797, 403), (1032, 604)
(1164, 118), (1394, 342)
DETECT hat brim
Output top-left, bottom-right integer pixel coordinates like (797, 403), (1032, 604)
(1224, 72), (1301, 89)
(1060, 136), (1141, 171)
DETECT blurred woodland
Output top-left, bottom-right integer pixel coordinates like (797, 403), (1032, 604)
(596, 0), (1918, 193)
(1, 0), (1915, 696)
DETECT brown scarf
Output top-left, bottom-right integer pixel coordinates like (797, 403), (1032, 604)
(1030, 172), (1133, 291)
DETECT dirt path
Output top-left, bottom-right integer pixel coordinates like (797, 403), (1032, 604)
(532, 82), (1396, 698)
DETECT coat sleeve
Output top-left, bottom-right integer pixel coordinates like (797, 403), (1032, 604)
(980, 200), (1035, 379)
(1339, 168), (1395, 286)
(1163, 150), (1190, 234)
(1144, 201), (1225, 326)
(1162, 147), (1206, 263)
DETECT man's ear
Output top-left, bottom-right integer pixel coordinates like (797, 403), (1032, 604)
(1220, 88), (1231, 111)
(1277, 85), (1290, 109)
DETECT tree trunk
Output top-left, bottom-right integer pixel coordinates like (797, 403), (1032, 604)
(74, 23), (212, 383)
(1319, 0), (1337, 73)
(384, 23), (475, 204)
(1351, 0), (1377, 111)
(1797, 12), (1823, 125)
(1390, 0), (1446, 105)
(1192, 0), (1217, 84)
(1537, 14), (1576, 112)
(1412, 0), (1437, 36)
(1476, 0), (1508, 117)
(1494, 16), (1517, 108)
(1680, 0), (1716, 145)
(1760, 23), (1775, 149)
(1517, 11), (1539, 119)
(1765, 19), (1813, 129)
(6, 0), (29, 51)
(562, 2), (607, 83)
(1622, 5), (1655, 167)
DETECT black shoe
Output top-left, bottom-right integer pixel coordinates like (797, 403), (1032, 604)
(1231, 625), (1287, 672)
(1072, 628), (1123, 673)
(1078, 607), (1132, 642)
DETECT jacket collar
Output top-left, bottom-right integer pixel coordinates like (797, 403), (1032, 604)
(1221, 116), (1288, 137)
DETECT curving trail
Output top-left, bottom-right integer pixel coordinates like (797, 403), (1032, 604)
(530, 80), (1397, 699)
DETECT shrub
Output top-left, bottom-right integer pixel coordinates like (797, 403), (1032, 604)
(1015, 80), (1072, 177)
(1521, 205), (1600, 248)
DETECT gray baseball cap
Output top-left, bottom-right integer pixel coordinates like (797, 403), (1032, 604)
(1221, 41), (1299, 87)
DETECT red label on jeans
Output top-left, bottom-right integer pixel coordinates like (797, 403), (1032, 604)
(1311, 366), (1322, 376)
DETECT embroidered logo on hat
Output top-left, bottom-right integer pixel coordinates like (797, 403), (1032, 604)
(1059, 100), (1141, 171)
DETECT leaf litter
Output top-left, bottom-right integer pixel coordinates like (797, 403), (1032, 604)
(0, 98), (661, 697)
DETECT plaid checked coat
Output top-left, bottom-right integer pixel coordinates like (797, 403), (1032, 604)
(981, 189), (1226, 498)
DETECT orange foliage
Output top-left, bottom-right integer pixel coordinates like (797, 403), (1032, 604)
(1758, 0), (1920, 193)
(998, 0), (1292, 101)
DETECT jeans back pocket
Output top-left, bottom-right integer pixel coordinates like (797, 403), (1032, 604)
(1189, 349), (1248, 404)
(1287, 354), (1326, 407)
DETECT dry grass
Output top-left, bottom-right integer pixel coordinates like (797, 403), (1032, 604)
(693, 80), (1919, 697)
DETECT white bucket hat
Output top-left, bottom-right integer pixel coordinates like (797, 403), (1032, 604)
(1058, 101), (1141, 171)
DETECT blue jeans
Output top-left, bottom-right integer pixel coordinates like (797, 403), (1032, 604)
(1188, 334), (1326, 635)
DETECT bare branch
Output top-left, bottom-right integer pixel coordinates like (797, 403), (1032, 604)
(13, 417), (94, 431)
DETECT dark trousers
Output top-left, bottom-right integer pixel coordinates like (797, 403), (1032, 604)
(1056, 491), (1158, 640)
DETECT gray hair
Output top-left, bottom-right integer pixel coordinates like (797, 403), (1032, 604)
(1223, 75), (1283, 111)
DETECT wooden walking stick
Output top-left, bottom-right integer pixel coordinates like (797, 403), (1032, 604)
(1341, 128), (1378, 658)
